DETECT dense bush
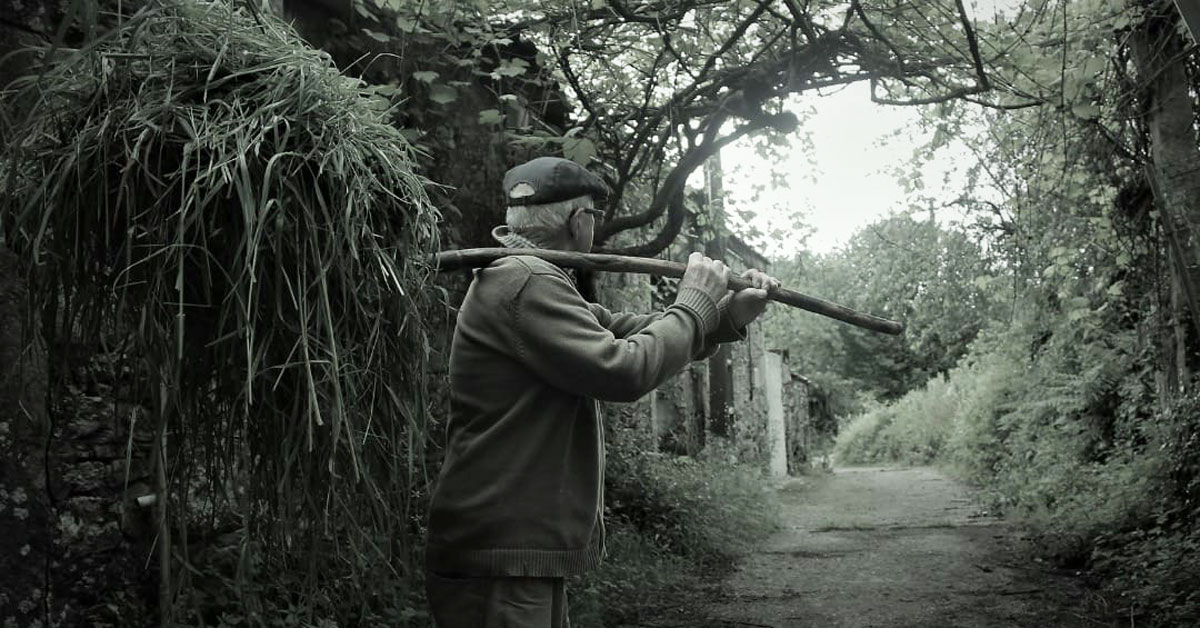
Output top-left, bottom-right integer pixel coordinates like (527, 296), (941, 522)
(833, 374), (959, 465)
(832, 317), (1200, 624)
(1092, 393), (1200, 624)
(605, 437), (783, 561)
(569, 428), (783, 626)
(567, 521), (692, 628)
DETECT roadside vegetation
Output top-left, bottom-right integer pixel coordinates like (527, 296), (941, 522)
(833, 325), (1200, 624)
(3, 0), (1199, 625)
(793, 3), (1200, 622)
(571, 431), (783, 626)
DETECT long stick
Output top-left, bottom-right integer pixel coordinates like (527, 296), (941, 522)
(432, 248), (905, 336)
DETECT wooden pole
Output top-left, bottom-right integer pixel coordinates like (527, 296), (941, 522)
(431, 248), (906, 336)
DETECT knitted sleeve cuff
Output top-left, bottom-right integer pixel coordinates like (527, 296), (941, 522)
(714, 294), (748, 342)
(671, 286), (720, 335)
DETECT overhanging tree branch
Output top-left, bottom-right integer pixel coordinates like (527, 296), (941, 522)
(955, 0), (991, 91)
(512, 0), (1003, 258)
(602, 114), (792, 255)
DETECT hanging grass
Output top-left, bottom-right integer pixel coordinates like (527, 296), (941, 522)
(1, 0), (440, 623)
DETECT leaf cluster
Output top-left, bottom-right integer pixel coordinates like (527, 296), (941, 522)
(764, 215), (1001, 406)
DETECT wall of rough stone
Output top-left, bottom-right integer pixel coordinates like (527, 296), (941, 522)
(721, 238), (773, 468)
(597, 247), (792, 472)
(727, 317), (769, 463)
(46, 347), (158, 626)
(594, 271), (658, 448)
(0, 0), (56, 94)
(650, 362), (709, 455)
(0, 247), (52, 627)
(0, 248), (157, 627)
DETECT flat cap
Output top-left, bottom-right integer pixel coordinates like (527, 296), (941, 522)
(503, 156), (610, 206)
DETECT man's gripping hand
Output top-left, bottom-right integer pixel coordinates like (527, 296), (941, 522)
(727, 268), (781, 329)
(672, 252), (731, 334)
(678, 252), (730, 303)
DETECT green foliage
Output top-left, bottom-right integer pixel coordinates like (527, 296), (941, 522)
(831, 306), (1193, 620)
(821, 0), (1200, 617)
(605, 432), (782, 563)
(825, 10), (1194, 607)
(566, 521), (691, 628)
(363, 0), (996, 257)
(833, 374), (960, 466)
(569, 429), (782, 625)
(1092, 392), (1200, 624)
(766, 216), (1000, 411)
(1, 1), (439, 623)
(176, 537), (430, 627)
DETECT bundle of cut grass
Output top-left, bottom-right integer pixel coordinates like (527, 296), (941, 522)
(1, 0), (440, 621)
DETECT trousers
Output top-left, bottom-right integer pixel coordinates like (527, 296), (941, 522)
(425, 571), (570, 628)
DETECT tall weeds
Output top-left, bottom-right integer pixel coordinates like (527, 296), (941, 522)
(1, 0), (440, 622)
(833, 319), (1200, 624)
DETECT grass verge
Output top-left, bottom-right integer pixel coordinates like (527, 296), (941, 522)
(569, 434), (783, 627)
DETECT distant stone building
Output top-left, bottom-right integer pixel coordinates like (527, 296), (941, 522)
(596, 233), (814, 476)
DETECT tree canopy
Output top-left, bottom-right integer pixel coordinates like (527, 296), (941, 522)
(764, 214), (1001, 403)
(348, 0), (995, 255)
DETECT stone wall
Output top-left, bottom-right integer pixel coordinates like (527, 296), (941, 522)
(595, 241), (824, 474)
(720, 237), (773, 467)
(0, 249), (157, 627)
(0, 0), (56, 94)
(599, 244), (795, 472)
(595, 271), (658, 447)
(46, 348), (158, 626)
(1, 3), (160, 624)
(0, 247), (52, 627)
(650, 363), (709, 455)
(727, 315), (769, 463)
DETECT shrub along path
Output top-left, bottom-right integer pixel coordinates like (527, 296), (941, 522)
(641, 466), (1119, 628)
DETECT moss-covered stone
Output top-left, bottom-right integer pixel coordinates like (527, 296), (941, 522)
(0, 247), (50, 628)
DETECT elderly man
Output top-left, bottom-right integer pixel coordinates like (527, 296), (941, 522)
(425, 156), (779, 627)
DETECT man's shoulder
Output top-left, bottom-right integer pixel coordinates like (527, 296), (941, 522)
(469, 255), (569, 303)
(462, 254), (583, 327)
(490, 254), (569, 279)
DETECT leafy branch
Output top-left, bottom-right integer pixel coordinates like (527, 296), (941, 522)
(509, 0), (998, 256)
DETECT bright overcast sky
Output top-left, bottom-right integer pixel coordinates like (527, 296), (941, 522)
(720, 0), (1014, 259)
(723, 82), (958, 257)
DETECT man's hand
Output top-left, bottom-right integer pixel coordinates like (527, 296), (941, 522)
(728, 268), (781, 328)
(678, 251), (730, 304)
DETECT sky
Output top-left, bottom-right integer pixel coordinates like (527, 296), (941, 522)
(722, 82), (963, 258)
(718, 0), (1017, 259)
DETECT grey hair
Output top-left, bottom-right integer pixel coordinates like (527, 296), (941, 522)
(503, 195), (593, 247)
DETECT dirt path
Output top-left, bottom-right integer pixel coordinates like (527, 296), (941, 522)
(654, 466), (1115, 628)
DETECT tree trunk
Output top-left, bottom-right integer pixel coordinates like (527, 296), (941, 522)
(1132, 6), (1200, 397)
(704, 152), (733, 437)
